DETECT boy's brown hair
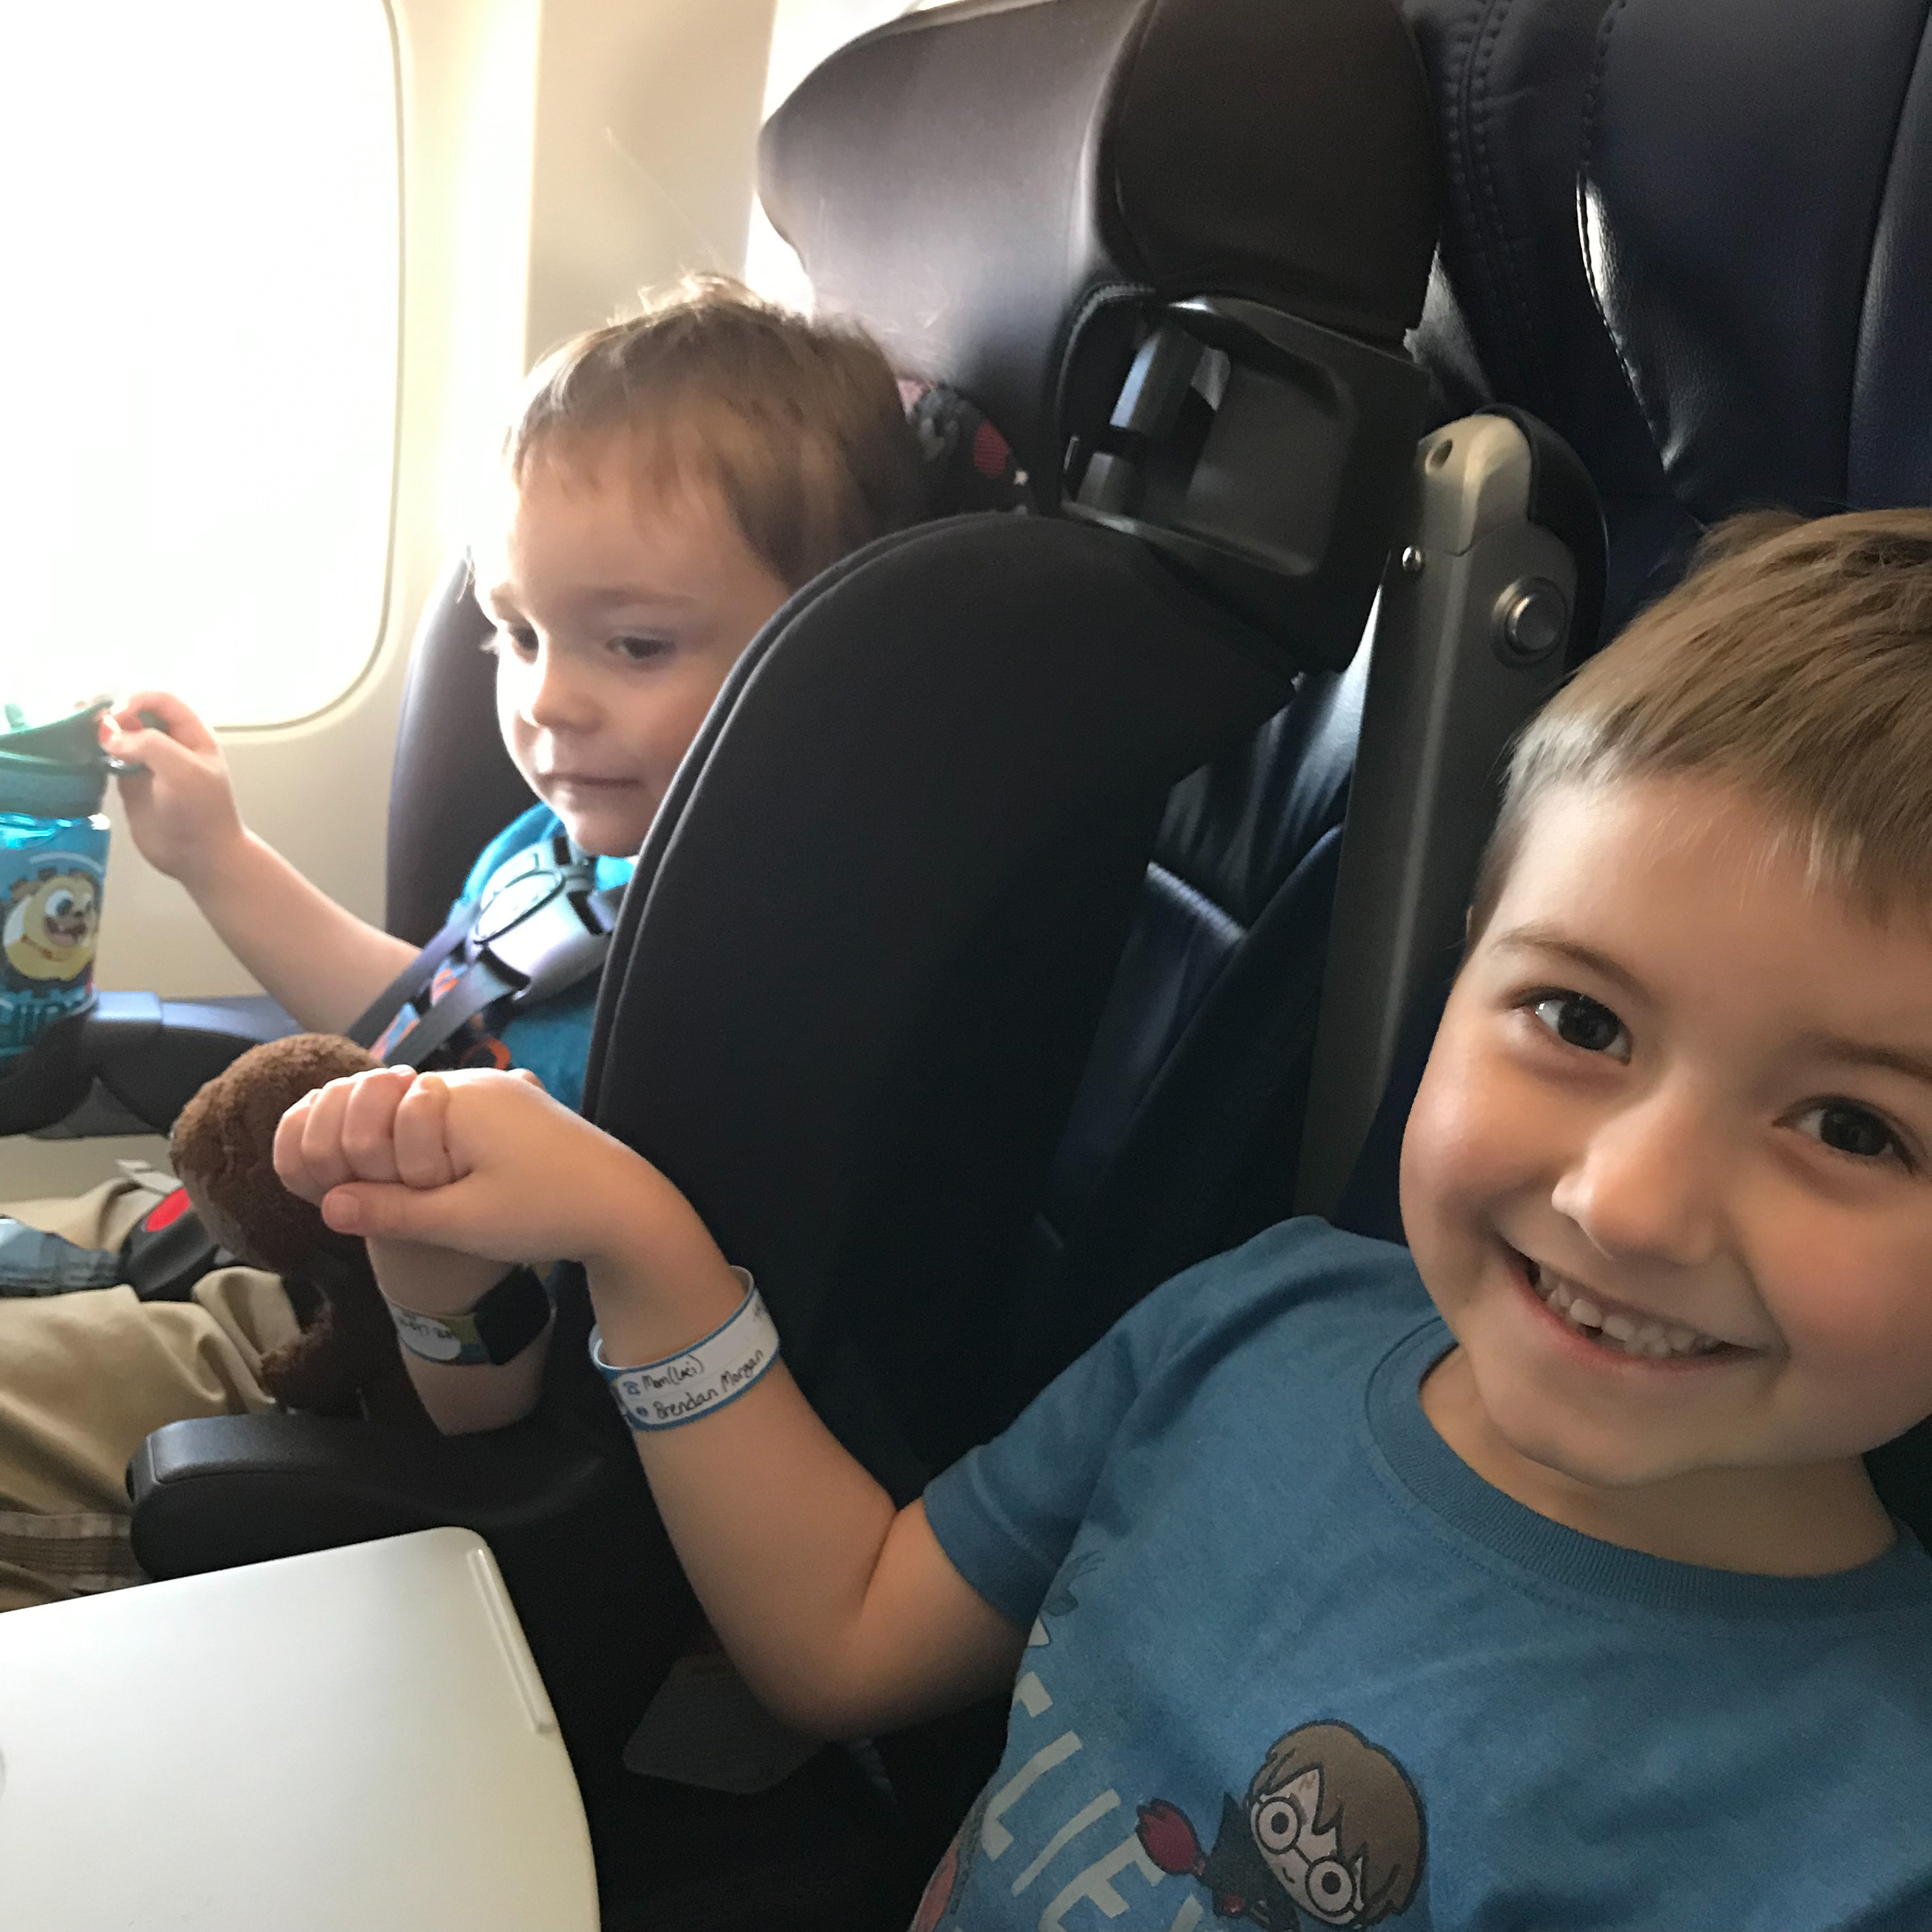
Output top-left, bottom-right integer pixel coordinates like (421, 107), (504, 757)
(1472, 506), (1932, 934)
(505, 276), (924, 591)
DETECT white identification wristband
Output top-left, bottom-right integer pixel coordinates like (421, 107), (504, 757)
(589, 1268), (780, 1432)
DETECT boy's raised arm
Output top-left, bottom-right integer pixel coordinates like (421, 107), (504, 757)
(276, 1067), (1026, 1737)
(103, 692), (415, 1031)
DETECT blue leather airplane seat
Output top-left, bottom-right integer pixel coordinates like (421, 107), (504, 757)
(1405, 0), (1932, 639)
(1401, 0), (1680, 641)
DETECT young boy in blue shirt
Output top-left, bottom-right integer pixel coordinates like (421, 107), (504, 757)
(0, 280), (922, 1607)
(281, 508), (1932, 1927)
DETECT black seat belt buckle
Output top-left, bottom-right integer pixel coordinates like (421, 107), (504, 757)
(121, 1187), (225, 1302)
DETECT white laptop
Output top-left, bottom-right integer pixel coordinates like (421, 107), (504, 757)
(0, 1527), (597, 1931)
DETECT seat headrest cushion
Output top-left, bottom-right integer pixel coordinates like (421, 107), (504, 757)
(761, 0), (1438, 492)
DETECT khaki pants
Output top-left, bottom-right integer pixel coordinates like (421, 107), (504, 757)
(0, 1170), (299, 1611)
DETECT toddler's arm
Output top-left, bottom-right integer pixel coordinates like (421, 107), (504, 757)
(275, 1066), (1027, 1739)
(103, 692), (415, 1030)
(276, 1067), (552, 1433)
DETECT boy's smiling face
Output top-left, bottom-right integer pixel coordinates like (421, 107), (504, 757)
(475, 433), (791, 857)
(1402, 775), (1932, 1566)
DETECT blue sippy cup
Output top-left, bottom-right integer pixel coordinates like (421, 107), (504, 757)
(0, 700), (113, 1066)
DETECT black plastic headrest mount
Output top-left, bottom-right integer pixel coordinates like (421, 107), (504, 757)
(760, 0), (1440, 505)
(1063, 295), (1428, 655)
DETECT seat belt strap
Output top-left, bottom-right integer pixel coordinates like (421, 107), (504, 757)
(377, 954), (521, 1067)
(345, 829), (625, 1066)
(346, 904), (479, 1051)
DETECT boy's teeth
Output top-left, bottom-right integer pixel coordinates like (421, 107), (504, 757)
(1529, 1266), (1725, 1359)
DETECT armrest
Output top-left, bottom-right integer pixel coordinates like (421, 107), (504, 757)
(0, 991), (301, 1138)
(128, 1412), (616, 1571)
(88, 992), (301, 1132)
(129, 1412), (701, 1774)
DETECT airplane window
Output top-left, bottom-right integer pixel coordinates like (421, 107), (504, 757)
(0, 2), (399, 727)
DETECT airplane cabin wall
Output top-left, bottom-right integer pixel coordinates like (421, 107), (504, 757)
(6, 0), (780, 1196)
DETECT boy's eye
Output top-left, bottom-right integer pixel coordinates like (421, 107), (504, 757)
(483, 625), (537, 659)
(611, 634), (674, 665)
(1794, 1101), (1907, 1166)
(1529, 991), (1631, 1062)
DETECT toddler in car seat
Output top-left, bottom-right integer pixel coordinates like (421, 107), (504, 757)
(286, 506), (1932, 1929)
(0, 278), (923, 1611)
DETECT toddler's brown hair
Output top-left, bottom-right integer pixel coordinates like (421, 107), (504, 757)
(506, 276), (924, 592)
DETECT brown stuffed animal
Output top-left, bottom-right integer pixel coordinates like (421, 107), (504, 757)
(170, 1033), (427, 1427)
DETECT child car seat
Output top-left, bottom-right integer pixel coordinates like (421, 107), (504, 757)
(129, 0), (1447, 1921)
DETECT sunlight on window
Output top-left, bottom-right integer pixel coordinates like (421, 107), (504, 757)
(0, 3), (399, 727)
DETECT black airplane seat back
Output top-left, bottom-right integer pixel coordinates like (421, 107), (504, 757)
(129, 3), (1445, 1918)
(1340, 0), (1932, 1537)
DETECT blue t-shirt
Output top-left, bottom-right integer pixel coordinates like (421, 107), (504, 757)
(382, 804), (633, 1108)
(920, 1220), (1932, 1932)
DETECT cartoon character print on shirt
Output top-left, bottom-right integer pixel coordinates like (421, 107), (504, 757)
(1137, 1722), (1424, 1930)
(4, 866), (100, 989)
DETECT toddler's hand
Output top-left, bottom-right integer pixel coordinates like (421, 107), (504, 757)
(273, 1064), (651, 1272)
(101, 692), (245, 886)
(273, 1063), (515, 1201)
(274, 1065), (526, 1312)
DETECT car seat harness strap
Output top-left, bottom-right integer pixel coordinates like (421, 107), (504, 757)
(348, 833), (623, 1068)
(590, 1270), (780, 1430)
